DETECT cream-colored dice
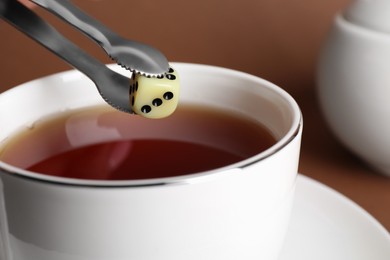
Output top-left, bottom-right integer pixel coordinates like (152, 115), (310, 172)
(130, 67), (180, 119)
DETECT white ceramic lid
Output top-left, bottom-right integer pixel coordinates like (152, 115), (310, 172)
(344, 0), (390, 34)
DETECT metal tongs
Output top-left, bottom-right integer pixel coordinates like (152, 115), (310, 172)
(0, 0), (170, 114)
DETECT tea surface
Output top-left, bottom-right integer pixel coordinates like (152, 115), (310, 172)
(0, 105), (276, 180)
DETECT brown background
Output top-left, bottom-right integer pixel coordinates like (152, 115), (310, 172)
(1, 0), (389, 231)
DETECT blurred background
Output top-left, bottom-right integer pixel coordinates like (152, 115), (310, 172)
(1, 0), (389, 230)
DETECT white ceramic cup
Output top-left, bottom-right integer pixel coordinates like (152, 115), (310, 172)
(0, 63), (302, 260)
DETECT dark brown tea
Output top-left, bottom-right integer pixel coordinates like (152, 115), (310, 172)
(0, 105), (276, 180)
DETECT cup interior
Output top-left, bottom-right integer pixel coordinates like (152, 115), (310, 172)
(177, 64), (298, 140)
(0, 63), (301, 184)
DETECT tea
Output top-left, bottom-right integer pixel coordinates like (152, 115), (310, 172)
(0, 104), (276, 180)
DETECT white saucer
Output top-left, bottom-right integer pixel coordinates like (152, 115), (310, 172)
(279, 174), (390, 260)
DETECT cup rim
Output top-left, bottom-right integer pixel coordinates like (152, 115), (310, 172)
(0, 63), (302, 187)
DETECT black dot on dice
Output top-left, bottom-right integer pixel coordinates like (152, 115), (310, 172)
(141, 105), (151, 113)
(135, 82), (138, 91)
(131, 96), (134, 105)
(163, 92), (174, 100)
(165, 74), (176, 80)
(157, 75), (164, 79)
(152, 98), (163, 106)
(168, 68), (174, 73)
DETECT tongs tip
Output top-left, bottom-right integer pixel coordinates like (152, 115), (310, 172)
(108, 43), (170, 77)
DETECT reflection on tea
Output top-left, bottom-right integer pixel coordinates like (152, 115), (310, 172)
(0, 104), (276, 180)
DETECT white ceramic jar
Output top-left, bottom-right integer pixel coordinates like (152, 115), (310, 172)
(317, 0), (390, 176)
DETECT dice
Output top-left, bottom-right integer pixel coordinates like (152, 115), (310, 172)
(129, 67), (180, 119)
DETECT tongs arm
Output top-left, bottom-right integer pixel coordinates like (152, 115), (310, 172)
(30, 0), (169, 76)
(1, 0), (132, 113)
